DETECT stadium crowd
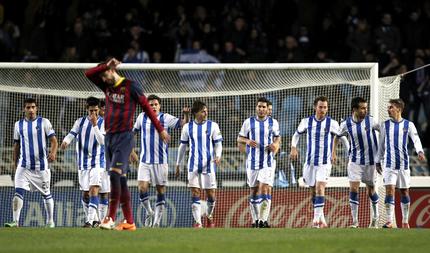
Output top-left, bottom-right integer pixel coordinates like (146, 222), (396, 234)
(0, 0), (429, 164)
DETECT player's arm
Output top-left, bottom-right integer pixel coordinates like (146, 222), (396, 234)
(213, 123), (223, 165)
(181, 106), (191, 126)
(84, 58), (120, 90)
(290, 118), (307, 160)
(237, 119), (257, 148)
(375, 123), (386, 174)
(131, 83), (170, 143)
(90, 115), (105, 146)
(409, 122), (426, 161)
(268, 119), (281, 154)
(48, 136), (58, 162)
(13, 142), (19, 169)
(175, 126), (189, 178)
(61, 118), (81, 150)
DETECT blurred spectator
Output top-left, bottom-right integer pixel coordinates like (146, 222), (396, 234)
(122, 40), (150, 63)
(346, 19), (372, 61)
(374, 13), (402, 55)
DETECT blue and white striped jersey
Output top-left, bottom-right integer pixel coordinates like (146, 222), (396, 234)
(133, 112), (180, 164)
(294, 116), (339, 166)
(180, 120), (223, 174)
(64, 116), (105, 170)
(338, 116), (379, 165)
(376, 119), (424, 170)
(238, 116), (280, 170)
(13, 117), (56, 170)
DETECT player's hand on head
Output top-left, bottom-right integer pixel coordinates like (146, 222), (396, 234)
(183, 106), (191, 115)
(107, 58), (121, 69)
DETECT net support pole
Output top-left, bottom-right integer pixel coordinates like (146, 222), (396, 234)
(369, 63), (379, 122)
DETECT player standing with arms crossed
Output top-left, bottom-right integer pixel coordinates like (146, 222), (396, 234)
(85, 58), (170, 230)
(376, 98), (426, 228)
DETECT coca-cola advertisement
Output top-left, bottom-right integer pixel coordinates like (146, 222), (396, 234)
(396, 189), (430, 228)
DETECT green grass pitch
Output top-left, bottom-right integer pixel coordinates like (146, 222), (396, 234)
(0, 228), (429, 253)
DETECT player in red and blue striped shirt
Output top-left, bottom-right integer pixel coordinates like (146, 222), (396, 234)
(85, 58), (170, 230)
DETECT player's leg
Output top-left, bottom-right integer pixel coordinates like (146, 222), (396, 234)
(258, 182), (270, 228)
(37, 169), (54, 228)
(138, 163), (153, 227)
(98, 170), (110, 227)
(202, 172), (217, 228)
(364, 165), (379, 228)
(153, 164), (168, 227)
(5, 167), (28, 227)
(399, 169), (411, 228)
(349, 181), (360, 228)
(191, 187), (202, 228)
(81, 191), (91, 227)
(347, 162), (361, 228)
(78, 170), (90, 223)
(382, 168), (396, 228)
(247, 169), (259, 227)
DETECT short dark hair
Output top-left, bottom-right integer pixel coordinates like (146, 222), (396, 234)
(389, 98), (405, 111)
(147, 94), (161, 103)
(267, 100), (273, 106)
(24, 98), (37, 107)
(191, 100), (207, 115)
(313, 96), (328, 106)
(351, 97), (367, 110)
(99, 100), (105, 108)
(86, 96), (100, 108)
(257, 97), (270, 106)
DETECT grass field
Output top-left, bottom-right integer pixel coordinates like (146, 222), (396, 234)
(0, 228), (429, 253)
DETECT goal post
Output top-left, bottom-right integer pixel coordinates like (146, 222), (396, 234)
(0, 62), (402, 228)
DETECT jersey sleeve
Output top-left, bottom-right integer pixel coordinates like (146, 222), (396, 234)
(84, 64), (108, 92)
(13, 121), (19, 143)
(180, 123), (190, 144)
(296, 118), (308, 135)
(238, 119), (250, 138)
(338, 120), (348, 137)
(165, 113), (181, 129)
(212, 122), (223, 143)
(43, 118), (56, 138)
(375, 121), (386, 164)
(133, 113), (143, 133)
(408, 121), (424, 154)
(330, 119), (340, 135)
(272, 119), (280, 137)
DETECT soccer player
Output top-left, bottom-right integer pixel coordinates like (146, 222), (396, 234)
(61, 96), (108, 228)
(175, 100), (223, 228)
(237, 97), (281, 228)
(290, 96), (340, 228)
(4, 98), (58, 228)
(376, 98), (426, 229)
(332, 97), (380, 228)
(85, 58), (170, 231)
(133, 94), (190, 227)
(97, 99), (110, 222)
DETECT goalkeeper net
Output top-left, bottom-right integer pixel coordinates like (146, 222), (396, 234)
(0, 62), (400, 228)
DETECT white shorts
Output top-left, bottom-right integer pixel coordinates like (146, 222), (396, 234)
(247, 167), (275, 188)
(78, 167), (106, 191)
(303, 164), (331, 187)
(137, 163), (168, 186)
(188, 171), (217, 189)
(14, 167), (51, 195)
(383, 167), (410, 189)
(100, 170), (110, 193)
(347, 162), (377, 186)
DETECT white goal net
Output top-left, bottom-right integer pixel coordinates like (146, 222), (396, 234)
(0, 63), (401, 228)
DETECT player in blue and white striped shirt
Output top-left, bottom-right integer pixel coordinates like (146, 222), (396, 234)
(176, 100), (223, 228)
(290, 96), (340, 228)
(5, 98), (58, 228)
(61, 97), (107, 228)
(238, 97), (281, 228)
(333, 97), (380, 228)
(133, 94), (190, 227)
(376, 98), (425, 229)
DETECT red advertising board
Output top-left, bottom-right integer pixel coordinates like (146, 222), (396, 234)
(396, 189), (430, 228)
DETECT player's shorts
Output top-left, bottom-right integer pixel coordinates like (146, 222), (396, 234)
(247, 167), (275, 187)
(188, 170), (217, 189)
(138, 163), (169, 186)
(347, 162), (377, 186)
(14, 167), (51, 195)
(383, 167), (410, 189)
(105, 131), (134, 173)
(100, 170), (110, 193)
(303, 164), (331, 187)
(78, 167), (106, 191)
